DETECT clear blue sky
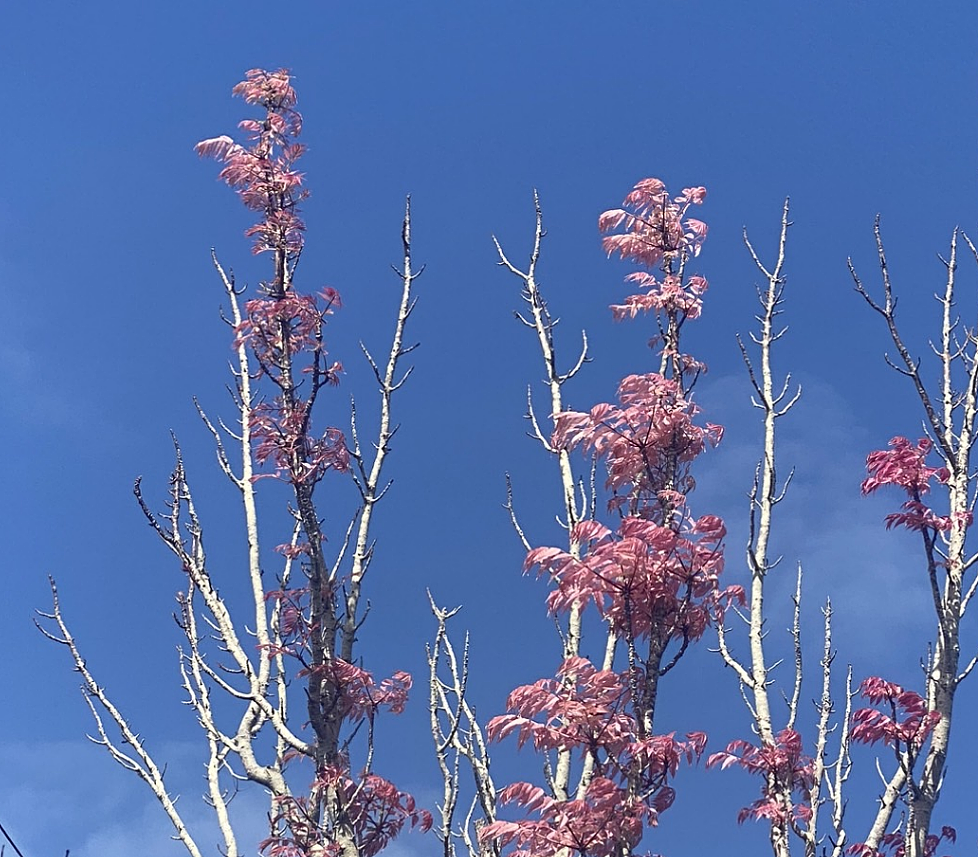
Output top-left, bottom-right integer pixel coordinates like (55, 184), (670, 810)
(3, 2), (978, 855)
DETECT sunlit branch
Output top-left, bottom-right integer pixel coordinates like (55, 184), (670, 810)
(37, 579), (205, 857)
(428, 598), (499, 857)
(341, 196), (422, 663)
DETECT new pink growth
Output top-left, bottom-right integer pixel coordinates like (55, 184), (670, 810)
(850, 677), (941, 751)
(199, 70), (419, 857)
(598, 180), (708, 269)
(862, 437), (968, 533)
(199, 70), (349, 487)
(553, 372), (722, 511)
(525, 515), (737, 643)
(847, 825), (956, 857)
(197, 68), (307, 256)
(862, 437), (948, 496)
(707, 729), (815, 827)
(600, 179), (710, 368)
(488, 178), (727, 857)
(250, 402), (349, 484)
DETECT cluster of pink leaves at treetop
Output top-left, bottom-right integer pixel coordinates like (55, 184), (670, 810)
(599, 181), (710, 371)
(537, 183), (740, 648)
(541, 182), (735, 641)
(199, 70), (421, 857)
(483, 180), (741, 857)
(197, 69), (349, 488)
(598, 179), (707, 270)
(862, 436), (972, 533)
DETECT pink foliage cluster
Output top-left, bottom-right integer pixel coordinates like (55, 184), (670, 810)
(488, 657), (706, 779)
(844, 679), (948, 857)
(251, 402), (349, 484)
(539, 229), (739, 646)
(481, 778), (654, 857)
(488, 658), (634, 754)
(846, 826), (956, 857)
(707, 729), (815, 827)
(850, 677), (940, 751)
(236, 288), (343, 368)
(710, 679), (943, 839)
(600, 181), (709, 365)
(862, 437), (969, 532)
(198, 70), (349, 490)
(196, 68), (306, 256)
(262, 767), (432, 857)
(526, 516), (734, 644)
(862, 437), (948, 495)
(598, 180), (707, 269)
(611, 273), (708, 324)
(198, 69), (349, 492)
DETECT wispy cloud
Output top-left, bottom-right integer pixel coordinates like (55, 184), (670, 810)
(0, 738), (439, 857)
(0, 739), (269, 857)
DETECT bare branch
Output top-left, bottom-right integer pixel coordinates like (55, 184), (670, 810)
(37, 578), (205, 857)
(427, 598), (499, 857)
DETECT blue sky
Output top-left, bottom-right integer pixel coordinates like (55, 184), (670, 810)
(3, 2), (978, 855)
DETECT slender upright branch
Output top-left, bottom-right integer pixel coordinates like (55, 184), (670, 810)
(342, 196), (422, 662)
(37, 579), (205, 857)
